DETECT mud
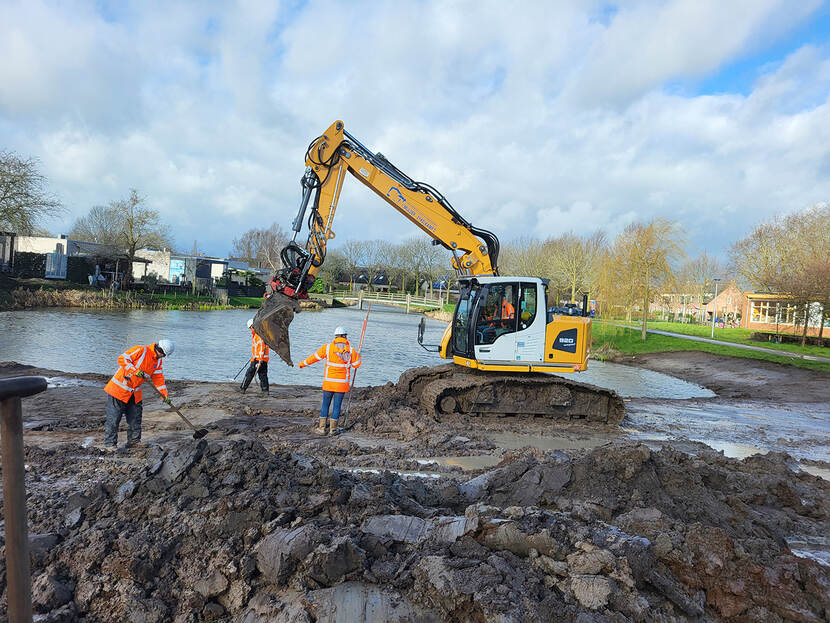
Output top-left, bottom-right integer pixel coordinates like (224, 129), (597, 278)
(616, 351), (830, 403)
(1, 357), (829, 622)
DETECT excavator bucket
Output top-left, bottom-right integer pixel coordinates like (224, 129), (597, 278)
(252, 292), (301, 366)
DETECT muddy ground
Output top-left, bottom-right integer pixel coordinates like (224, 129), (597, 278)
(0, 353), (828, 622)
(616, 351), (830, 403)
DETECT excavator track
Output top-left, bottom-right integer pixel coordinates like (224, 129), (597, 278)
(396, 364), (624, 425)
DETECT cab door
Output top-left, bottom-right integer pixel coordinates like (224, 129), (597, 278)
(473, 282), (520, 361)
(451, 281), (479, 359)
(513, 282), (545, 362)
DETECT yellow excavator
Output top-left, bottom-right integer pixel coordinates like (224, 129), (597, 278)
(254, 121), (623, 423)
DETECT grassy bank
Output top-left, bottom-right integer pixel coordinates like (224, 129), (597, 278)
(614, 319), (829, 357)
(1, 285), (263, 311)
(592, 322), (830, 373)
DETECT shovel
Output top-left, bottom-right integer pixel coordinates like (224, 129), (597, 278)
(146, 380), (208, 439)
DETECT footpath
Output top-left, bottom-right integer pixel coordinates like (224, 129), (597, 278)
(606, 322), (830, 364)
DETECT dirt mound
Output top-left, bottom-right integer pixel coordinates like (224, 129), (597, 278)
(3, 439), (827, 622)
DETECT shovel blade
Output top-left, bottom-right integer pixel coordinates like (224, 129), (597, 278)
(193, 429), (209, 439)
(253, 292), (301, 366)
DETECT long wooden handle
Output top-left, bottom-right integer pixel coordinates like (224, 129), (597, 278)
(145, 379), (198, 432)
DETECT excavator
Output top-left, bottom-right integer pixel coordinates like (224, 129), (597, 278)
(253, 121), (623, 424)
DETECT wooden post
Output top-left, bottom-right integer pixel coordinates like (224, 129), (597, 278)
(406, 293), (411, 314)
(1, 375), (47, 623)
(358, 289), (363, 310)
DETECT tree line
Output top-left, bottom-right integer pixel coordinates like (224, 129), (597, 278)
(3, 149), (828, 341)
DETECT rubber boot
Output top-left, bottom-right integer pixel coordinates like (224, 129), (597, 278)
(328, 418), (339, 436)
(314, 417), (327, 435)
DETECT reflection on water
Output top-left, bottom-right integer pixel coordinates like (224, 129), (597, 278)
(555, 359), (715, 399)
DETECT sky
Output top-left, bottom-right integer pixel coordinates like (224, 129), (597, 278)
(2, 0), (829, 261)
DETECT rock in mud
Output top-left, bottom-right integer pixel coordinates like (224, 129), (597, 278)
(257, 525), (318, 585)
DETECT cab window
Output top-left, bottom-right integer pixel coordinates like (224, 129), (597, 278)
(475, 283), (517, 345)
(519, 283), (537, 330)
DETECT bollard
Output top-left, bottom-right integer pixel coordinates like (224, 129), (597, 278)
(1, 375), (47, 623)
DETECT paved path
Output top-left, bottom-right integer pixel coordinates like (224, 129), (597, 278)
(605, 323), (830, 364)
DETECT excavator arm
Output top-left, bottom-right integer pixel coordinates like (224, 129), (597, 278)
(255, 120), (499, 366)
(272, 120), (499, 299)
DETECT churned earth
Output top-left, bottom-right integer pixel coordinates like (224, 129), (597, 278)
(0, 353), (829, 622)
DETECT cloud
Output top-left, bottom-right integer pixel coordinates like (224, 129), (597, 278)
(0, 0), (828, 264)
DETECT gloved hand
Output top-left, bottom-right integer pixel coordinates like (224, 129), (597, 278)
(298, 362), (306, 369)
(135, 370), (147, 379)
(163, 396), (172, 405)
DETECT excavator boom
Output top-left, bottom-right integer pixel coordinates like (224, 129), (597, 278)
(255, 120), (499, 365)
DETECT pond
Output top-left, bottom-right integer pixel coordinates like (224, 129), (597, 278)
(1, 306), (713, 398)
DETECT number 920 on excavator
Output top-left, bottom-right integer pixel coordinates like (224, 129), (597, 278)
(253, 120), (624, 424)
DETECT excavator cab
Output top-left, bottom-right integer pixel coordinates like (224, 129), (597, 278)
(446, 276), (590, 373)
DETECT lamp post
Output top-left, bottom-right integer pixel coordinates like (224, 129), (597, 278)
(710, 278), (721, 338)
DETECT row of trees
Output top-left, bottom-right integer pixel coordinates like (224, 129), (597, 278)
(232, 203), (828, 345)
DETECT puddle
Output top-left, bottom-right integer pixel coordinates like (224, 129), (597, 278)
(342, 467), (442, 479)
(786, 536), (830, 567)
(800, 465), (830, 481)
(45, 376), (104, 389)
(553, 360), (715, 399)
(625, 400), (830, 463)
(418, 456), (502, 471)
(489, 431), (613, 452)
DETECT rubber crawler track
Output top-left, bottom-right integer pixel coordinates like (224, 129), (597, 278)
(397, 364), (625, 425)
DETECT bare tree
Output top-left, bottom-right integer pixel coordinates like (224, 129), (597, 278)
(339, 240), (366, 290)
(116, 189), (172, 284)
(70, 189), (172, 284)
(0, 151), (63, 233)
(500, 238), (550, 279)
(230, 223), (288, 271)
(69, 205), (123, 245)
(677, 252), (726, 322)
(548, 231), (606, 303)
(317, 248), (349, 289)
(610, 219), (685, 340)
(363, 240), (393, 291)
(730, 220), (792, 292)
(731, 203), (830, 344)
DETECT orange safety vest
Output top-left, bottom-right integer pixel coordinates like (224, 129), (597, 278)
(250, 330), (269, 362)
(104, 344), (168, 403)
(501, 300), (515, 319)
(300, 337), (362, 393)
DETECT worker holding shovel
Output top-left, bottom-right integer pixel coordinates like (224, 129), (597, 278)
(103, 339), (174, 450)
(239, 318), (270, 394)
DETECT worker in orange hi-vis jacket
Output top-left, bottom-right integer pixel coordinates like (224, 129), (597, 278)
(297, 326), (361, 436)
(104, 339), (174, 450)
(239, 318), (270, 394)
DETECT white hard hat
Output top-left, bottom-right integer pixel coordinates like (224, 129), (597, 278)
(247, 318), (254, 329)
(333, 326), (347, 337)
(157, 339), (175, 356)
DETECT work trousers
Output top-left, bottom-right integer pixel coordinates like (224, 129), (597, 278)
(241, 360), (269, 392)
(320, 390), (345, 421)
(105, 394), (143, 447)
